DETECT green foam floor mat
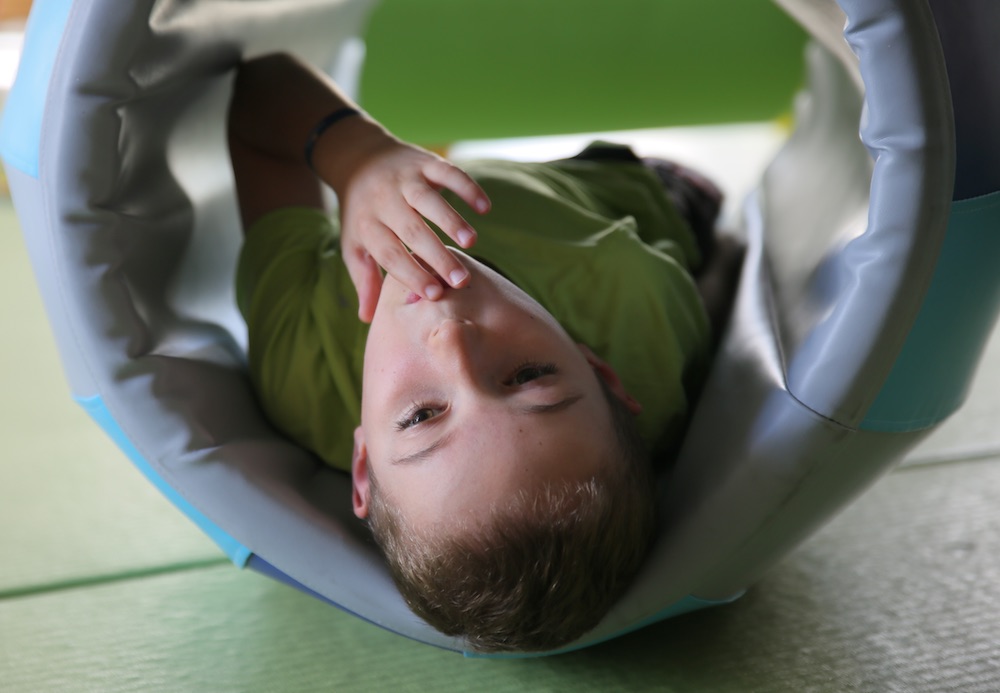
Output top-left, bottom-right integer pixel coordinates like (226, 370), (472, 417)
(3, 454), (1000, 692)
(0, 201), (222, 596)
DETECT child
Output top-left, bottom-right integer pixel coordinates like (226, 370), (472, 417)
(228, 53), (737, 652)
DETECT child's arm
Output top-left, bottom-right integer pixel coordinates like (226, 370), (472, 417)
(228, 52), (491, 322)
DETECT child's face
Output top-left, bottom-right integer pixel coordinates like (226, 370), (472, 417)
(351, 249), (637, 533)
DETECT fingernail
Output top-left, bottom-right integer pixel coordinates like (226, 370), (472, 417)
(425, 283), (443, 300)
(476, 198), (489, 214)
(457, 228), (475, 247)
(449, 269), (468, 286)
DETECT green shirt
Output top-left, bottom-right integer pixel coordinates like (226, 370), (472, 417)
(237, 156), (710, 470)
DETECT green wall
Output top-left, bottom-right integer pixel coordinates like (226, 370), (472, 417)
(360, 0), (808, 144)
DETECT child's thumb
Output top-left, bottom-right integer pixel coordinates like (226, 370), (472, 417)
(344, 250), (383, 324)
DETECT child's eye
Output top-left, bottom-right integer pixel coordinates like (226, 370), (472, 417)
(395, 405), (440, 431)
(507, 362), (558, 386)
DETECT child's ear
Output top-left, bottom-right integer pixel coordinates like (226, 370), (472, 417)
(351, 426), (371, 518)
(577, 343), (643, 415)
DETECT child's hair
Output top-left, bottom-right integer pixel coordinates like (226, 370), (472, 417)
(366, 381), (657, 653)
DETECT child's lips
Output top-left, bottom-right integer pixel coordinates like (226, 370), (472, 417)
(405, 292), (422, 304)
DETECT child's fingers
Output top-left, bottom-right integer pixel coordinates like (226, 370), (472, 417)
(384, 204), (470, 290)
(403, 181), (477, 249)
(423, 159), (491, 215)
(361, 219), (451, 301)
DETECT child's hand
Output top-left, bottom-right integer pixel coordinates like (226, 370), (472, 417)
(335, 135), (491, 323)
(228, 53), (489, 323)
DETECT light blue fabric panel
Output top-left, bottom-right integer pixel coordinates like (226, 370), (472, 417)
(464, 592), (743, 659)
(0, 0), (74, 177)
(862, 191), (1000, 431)
(75, 394), (253, 567)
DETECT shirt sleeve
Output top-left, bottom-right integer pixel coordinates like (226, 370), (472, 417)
(236, 207), (365, 471)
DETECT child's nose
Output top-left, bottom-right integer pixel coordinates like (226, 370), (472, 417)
(429, 318), (482, 373)
(429, 318), (476, 348)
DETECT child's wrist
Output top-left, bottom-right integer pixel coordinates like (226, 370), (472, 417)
(310, 114), (395, 195)
(304, 107), (362, 171)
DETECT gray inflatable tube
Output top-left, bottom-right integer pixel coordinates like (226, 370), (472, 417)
(2, 0), (999, 655)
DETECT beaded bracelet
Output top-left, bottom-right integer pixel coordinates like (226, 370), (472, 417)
(303, 107), (361, 171)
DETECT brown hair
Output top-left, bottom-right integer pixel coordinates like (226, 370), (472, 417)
(366, 382), (657, 653)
